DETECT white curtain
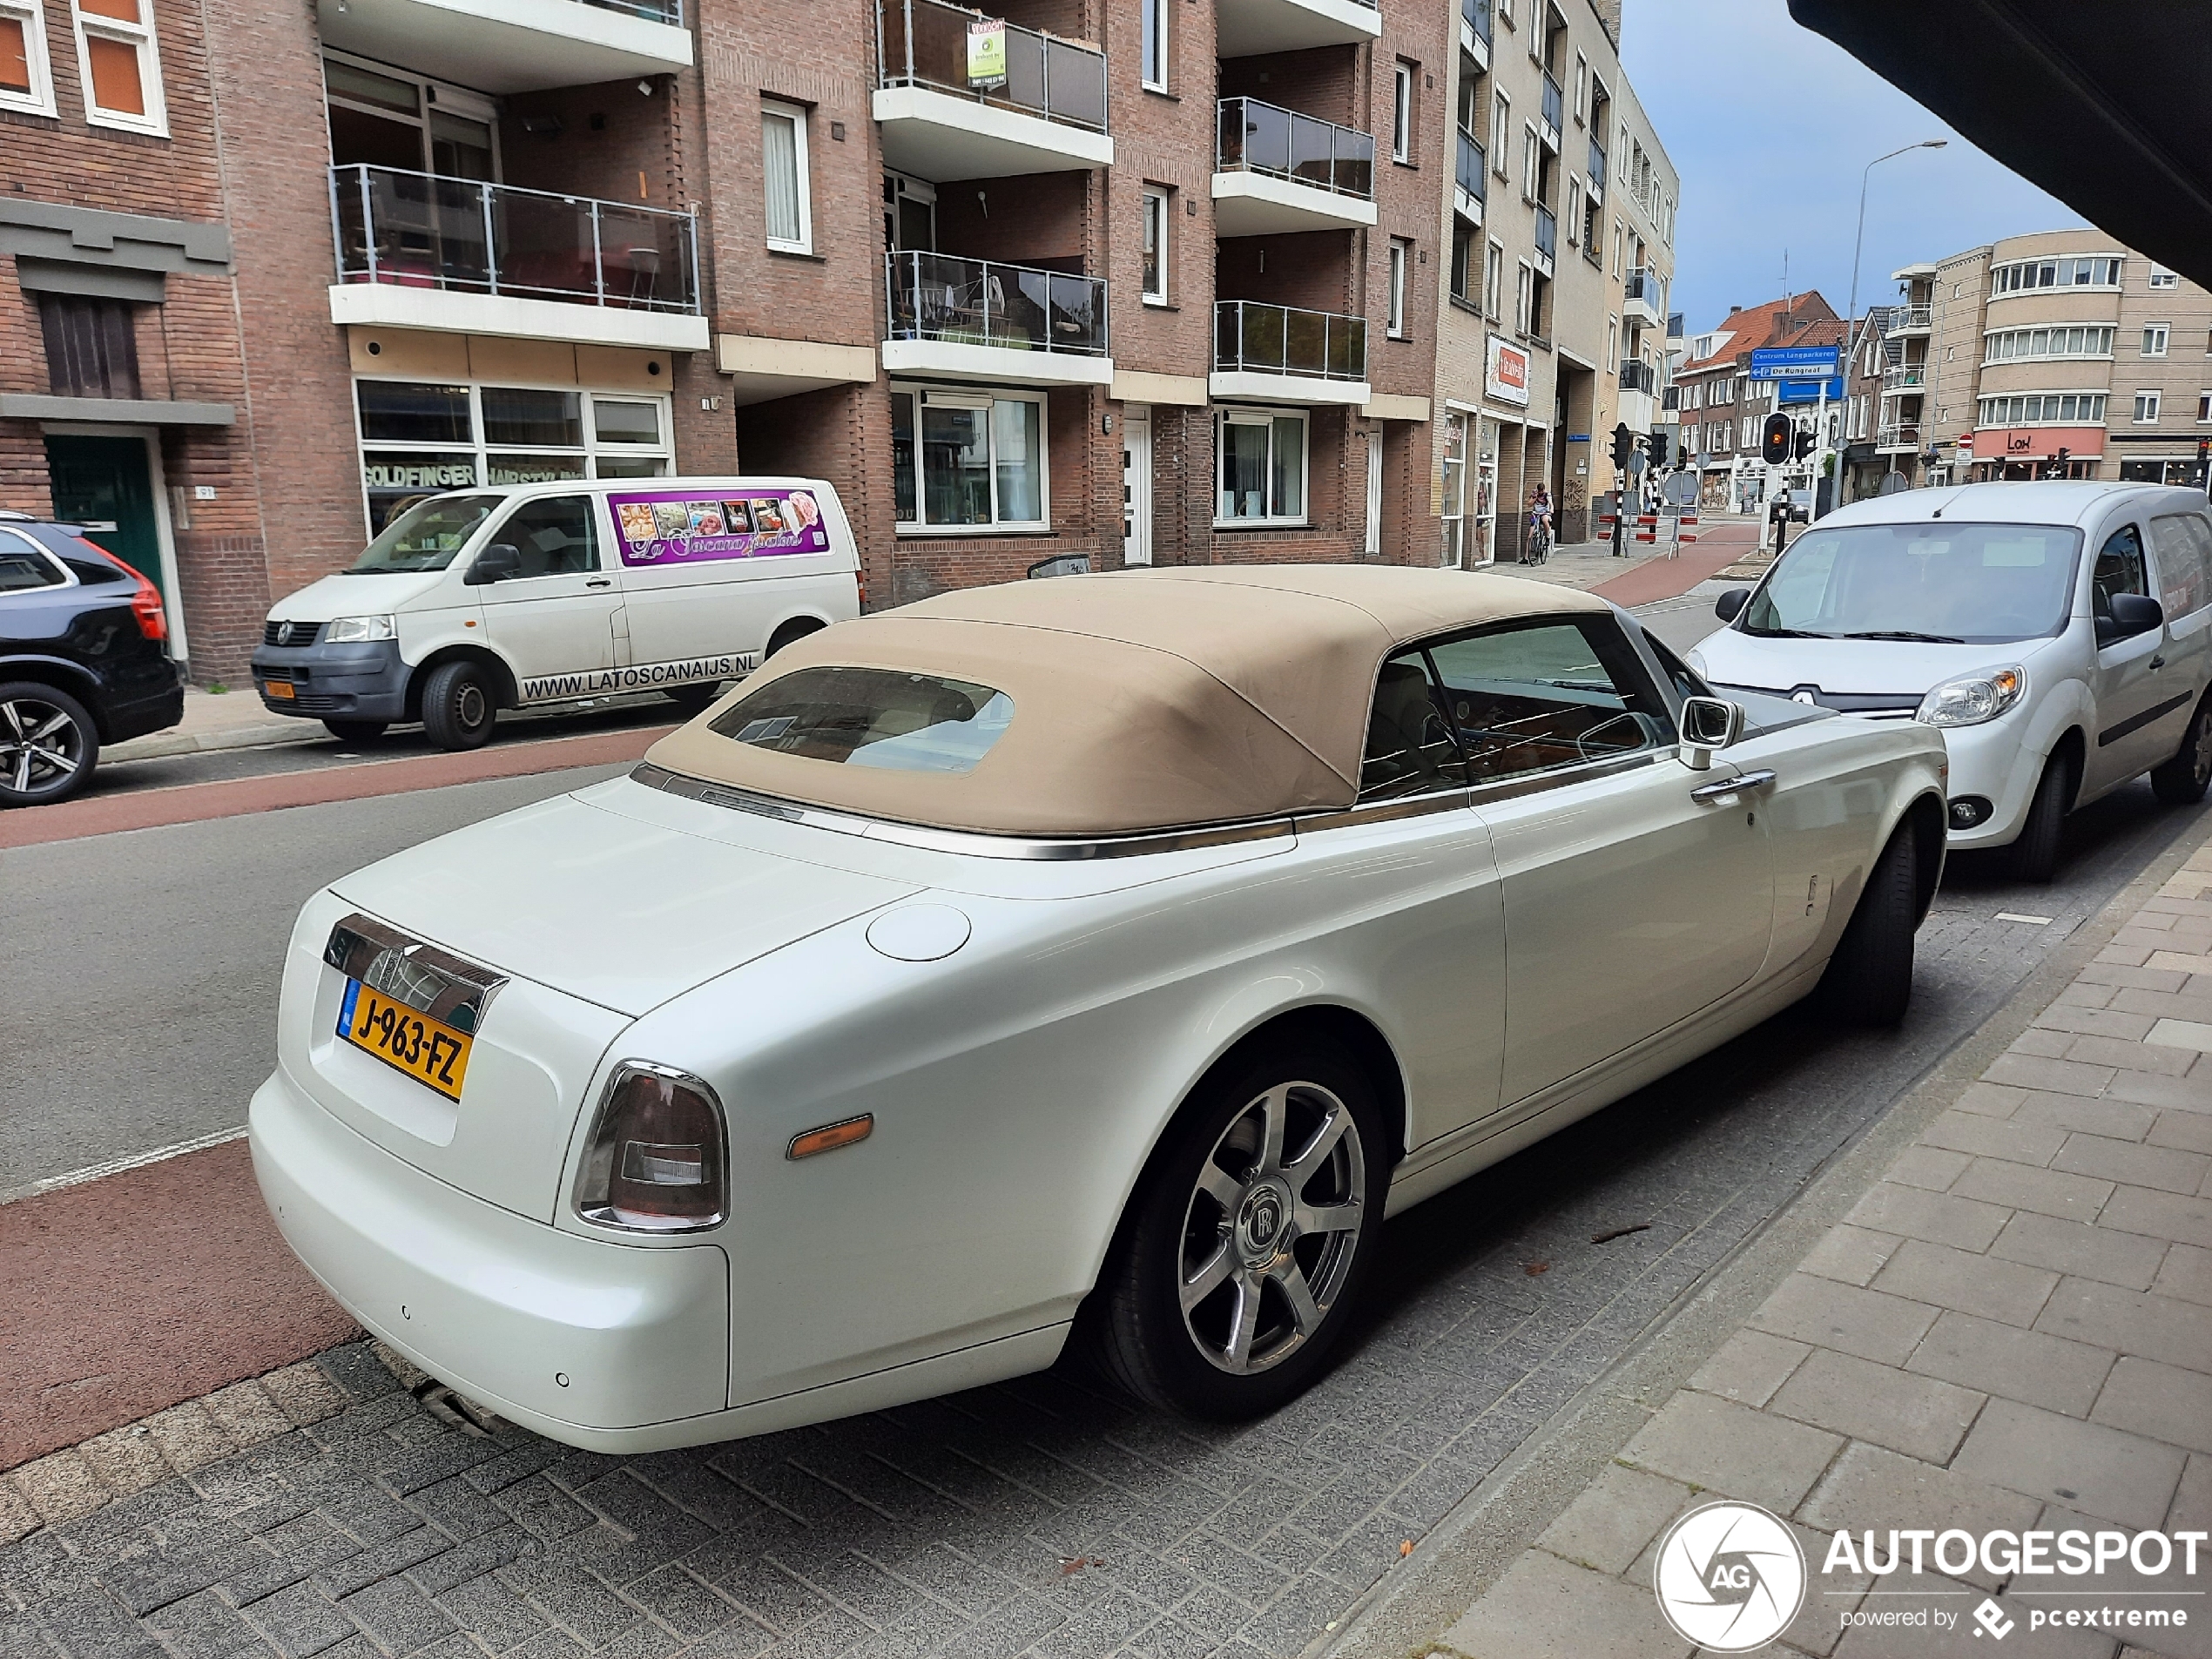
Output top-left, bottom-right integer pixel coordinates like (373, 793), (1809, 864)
(762, 111), (800, 245)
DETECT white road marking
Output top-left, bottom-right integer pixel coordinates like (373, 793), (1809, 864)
(1995, 912), (2054, 925)
(0, 1124), (248, 1208)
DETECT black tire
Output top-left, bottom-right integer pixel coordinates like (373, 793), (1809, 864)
(2008, 752), (2071, 884)
(419, 660), (496, 752)
(0, 681), (98, 808)
(661, 683), (722, 717)
(2150, 692), (2212, 805)
(322, 718), (388, 745)
(1082, 1041), (1386, 1420)
(1818, 824), (1919, 1028)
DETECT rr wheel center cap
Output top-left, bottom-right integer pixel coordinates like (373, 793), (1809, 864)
(1236, 1180), (1293, 1264)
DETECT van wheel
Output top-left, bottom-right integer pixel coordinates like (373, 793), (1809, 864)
(1818, 824), (1917, 1028)
(0, 682), (98, 807)
(420, 661), (495, 752)
(662, 682), (721, 716)
(322, 719), (387, 745)
(765, 619), (823, 659)
(2151, 692), (2212, 804)
(2008, 753), (2070, 884)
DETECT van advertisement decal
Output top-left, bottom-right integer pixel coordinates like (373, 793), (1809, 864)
(607, 489), (829, 567)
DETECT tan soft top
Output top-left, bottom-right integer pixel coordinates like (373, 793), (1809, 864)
(645, 566), (1609, 836)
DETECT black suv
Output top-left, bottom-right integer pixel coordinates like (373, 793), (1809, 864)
(0, 511), (184, 806)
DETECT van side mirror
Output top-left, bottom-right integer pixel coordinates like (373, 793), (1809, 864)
(1678, 695), (1743, 772)
(466, 543), (522, 585)
(1714, 587), (1750, 623)
(2107, 592), (2164, 641)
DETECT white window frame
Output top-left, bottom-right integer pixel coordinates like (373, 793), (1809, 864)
(2143, 323), (2171, 358)
(1565, 175), (1581, 243)
(761, 99), (813, 255)
(1391, 61), (1412, 163)
(1520, 122), (1537, 202)
(1573, 51), (1588, 121)
(71, 0), (165, 136)
(1484, 238), (1504, 320)
(1213, 405), (1309, 528)
(1140, 0), (1168, 92)
(1140, 185), (1170, 306)
(0, 0), (57, 118)
(1386, 238), (1409, 338)
(2150, 265), (2179, 289)
(1605, 315), (1617, 372)
(2135, 389), (2162, 425)
(1491, 91), (1509, 179)
(890, 384), (1050, 534)
(1514, 261), (1533, 337)
(2198, 391), (2212, 424)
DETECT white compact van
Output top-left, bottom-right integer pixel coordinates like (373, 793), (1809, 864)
(251, 477), (860, 750)
(1692, 481), (2212, 881)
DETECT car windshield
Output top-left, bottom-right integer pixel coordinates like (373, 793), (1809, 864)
(1743, 521), (2083, 644)
(347, 495), (502, 574)
(708, 666), (1015, 774)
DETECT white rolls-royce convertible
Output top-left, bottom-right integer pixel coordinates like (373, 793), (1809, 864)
(251, 566), (1947, 1449)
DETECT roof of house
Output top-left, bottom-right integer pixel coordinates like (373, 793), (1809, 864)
(1677, 293), (1843, 376)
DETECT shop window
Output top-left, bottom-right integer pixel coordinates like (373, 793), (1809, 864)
(890, 387), (1048, 531)
(1215, 408), (1306, 526)
(1141, 186), (1170, 305)
(71, 0), (163, 134)
(0, 0), (56, 117)
(38, 294), (139, 399)
(762, 100), (813, 253)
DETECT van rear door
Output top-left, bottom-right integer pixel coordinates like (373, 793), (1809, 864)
(476, 493), (628, 702)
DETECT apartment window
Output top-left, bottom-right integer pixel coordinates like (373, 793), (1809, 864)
(325, 54), (496, 179)
(1572, 52), (1588, 121)
(1740, 416), (1755, 448)
(1387, 239), (1409, 338)
(1216, 408), (1307, 525)
(1565, 176), (1581, 243)
(1975, 392), (2107, 425)
(1449, 217), (1475, 304)
(2135, 389), (2161, 424)
(1520, 124), (1537, 202)
(2199, 392), (2212, 423)
(1140, 0), (1168, 91)
(891, 387), (1048, 530)
(761, 100), (813, 253)
(1491, 91), (1509, 178)
(1990, 254), (2121, 293)
(1484, 239), (1503, 318)
(1611, 219), (1622, 276)
(71, 0), (165, 134)
(1605, 316), (1616, 372)
(1391, 61), (1413, 163)
(2143, 324), (2171, 357)
(1514, 262), (1533, 336)
(0, 0), (56, 117)
(2150, 265), (2179, 289)
(1141, 186), (1170, 305)
(1982, 325), (2114, 362)
(38, 295), (139, 398)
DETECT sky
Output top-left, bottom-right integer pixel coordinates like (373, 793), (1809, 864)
(1620, 0), (2086, 338)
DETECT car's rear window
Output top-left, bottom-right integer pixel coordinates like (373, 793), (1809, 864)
(707, 665), (1014, 774)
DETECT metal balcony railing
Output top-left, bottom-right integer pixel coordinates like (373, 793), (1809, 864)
(886, 252), (1108, 355)
(1619, 360), (1656, 394)
(330, 165), (699, 314)
(1215, 300), (1366, 381)
(1587, 135), (1606, 198)
(1217, 98), (1373, 200)
(1534, 204), (1557, 263)
(1888, 304), (1933, 331)
(1455, 129), (1486, 201)
(874, 0), (1106, 133)
(1882, 366), (1925, 391)
(1461, 0), (1491, 47)
(580, 0), (680, 22)
(1877, 423), (1921, 448)
(1541, 70), (1563, 137)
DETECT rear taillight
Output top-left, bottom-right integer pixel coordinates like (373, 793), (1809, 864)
(573, 1062), (727, 1233)
(71, 535), (165, 643)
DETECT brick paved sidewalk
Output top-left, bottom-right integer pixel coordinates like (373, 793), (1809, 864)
(1431, 838), (2212, 1659)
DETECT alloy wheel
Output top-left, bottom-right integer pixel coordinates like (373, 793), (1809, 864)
(2193, 710), (2212, 786)
(0, 696), (86, 798)
(1177, 1081), (1366, 1375)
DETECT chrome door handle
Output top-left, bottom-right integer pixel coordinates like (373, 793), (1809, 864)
(1689, 768), (1777, 805)
(586, 577), (613, 589)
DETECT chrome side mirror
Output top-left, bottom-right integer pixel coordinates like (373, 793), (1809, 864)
(1679, 695), (1743, 772)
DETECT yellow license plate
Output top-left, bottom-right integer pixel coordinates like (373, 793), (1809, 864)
(264, 679), (295, 700)
(338, 980), (472, 1100)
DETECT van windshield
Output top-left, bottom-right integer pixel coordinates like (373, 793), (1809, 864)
(347, 495), (502, 574)
(1743, 521), (2083, 645)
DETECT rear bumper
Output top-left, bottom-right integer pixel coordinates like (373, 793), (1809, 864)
(249, 1064), (731, 1445)
(103, 661), (184, 744)
(250, 640), (408, 721)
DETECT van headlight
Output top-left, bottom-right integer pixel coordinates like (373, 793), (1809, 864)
(1916, 666), (2026, 727)
(325, 615), (397, 644)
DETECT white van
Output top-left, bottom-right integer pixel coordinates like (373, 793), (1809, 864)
(1691, 481), (2212, 882)
(252, 478), (860, 751)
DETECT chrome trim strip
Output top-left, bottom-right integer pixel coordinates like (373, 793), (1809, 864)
(628, 764), (1298, 861)
(323, 913), (507, 1035)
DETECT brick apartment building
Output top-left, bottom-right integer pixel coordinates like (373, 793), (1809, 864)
(1669, 293), (1844, 513)
(1, 0), (1681, 685)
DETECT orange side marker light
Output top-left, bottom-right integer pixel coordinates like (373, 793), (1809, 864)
(787, 1115), (873, 1160)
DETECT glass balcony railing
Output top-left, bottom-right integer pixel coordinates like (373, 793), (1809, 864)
(581, 0), (680, 21)
(1541, 70), (1563, 136)
(1619, 360), (1656, 394)
(330, 165), (699, 314)
(1461, 0), (1491, 47)
(1534, 204), (1557, 264)
(1215, 300), (1366, 381)
(1889, 305), (1933, 331)
(1878, 423), (1921, 448)
(874, 0), (1107, 133)
(1217, 98), (1374, 200)
(1882, 366), (1926, 391)
(885, 252), (1108, 355)
(1455, 128), (1486, 201)
(1624, 266), (1662, 310)
(1587, 136), (1606, 197)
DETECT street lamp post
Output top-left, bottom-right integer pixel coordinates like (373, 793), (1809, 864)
(1839, 138), (1946, 505)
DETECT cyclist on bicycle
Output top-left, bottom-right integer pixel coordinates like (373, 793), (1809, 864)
(1527, 485), (1554, 563)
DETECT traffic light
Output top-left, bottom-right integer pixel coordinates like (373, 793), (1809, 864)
(2052, 446), (2072, 481)
(1645, 431), (1669, 469)
(1761, 413), (1792, 465)
(2195, 437), (2208, 489)
(1793, 428), (1816, 462)
(1610, 423), (1635, 470)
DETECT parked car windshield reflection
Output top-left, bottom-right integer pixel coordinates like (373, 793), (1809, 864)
(1743, 522), (2082, 644)
(347, 495), (502, 574)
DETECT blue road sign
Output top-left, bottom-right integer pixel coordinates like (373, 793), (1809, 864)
(1750, 346), (1841, 380)
(1777, 376), (1845, 405)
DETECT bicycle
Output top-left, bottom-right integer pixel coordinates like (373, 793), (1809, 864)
(1525, 516), (1553, 564)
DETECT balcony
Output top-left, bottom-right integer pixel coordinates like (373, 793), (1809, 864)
(1216, 0), (1380, 57)
(1619, 360), (1656, 394)
(1887, 305), (1933, 336)
(1622, 266), (1662, 327)
(1587, 136), (1606, 203)
(1211, 300), (1368, 406)
(882, 252), (1111, 387)
(1882, 365), (1926, 393)
(1213, 98), (1377, 237)
(326, 165), (705, 352)
(1877, 423), (1921, 452)
(873, 0), (1111, 182)
(1533, 204), (1556, 279)
(317, 0), (690, 96)
(1460, 0), (1491, 69)
(1454, 129), (1486, 223)
(1540, 71), (1563, 150)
